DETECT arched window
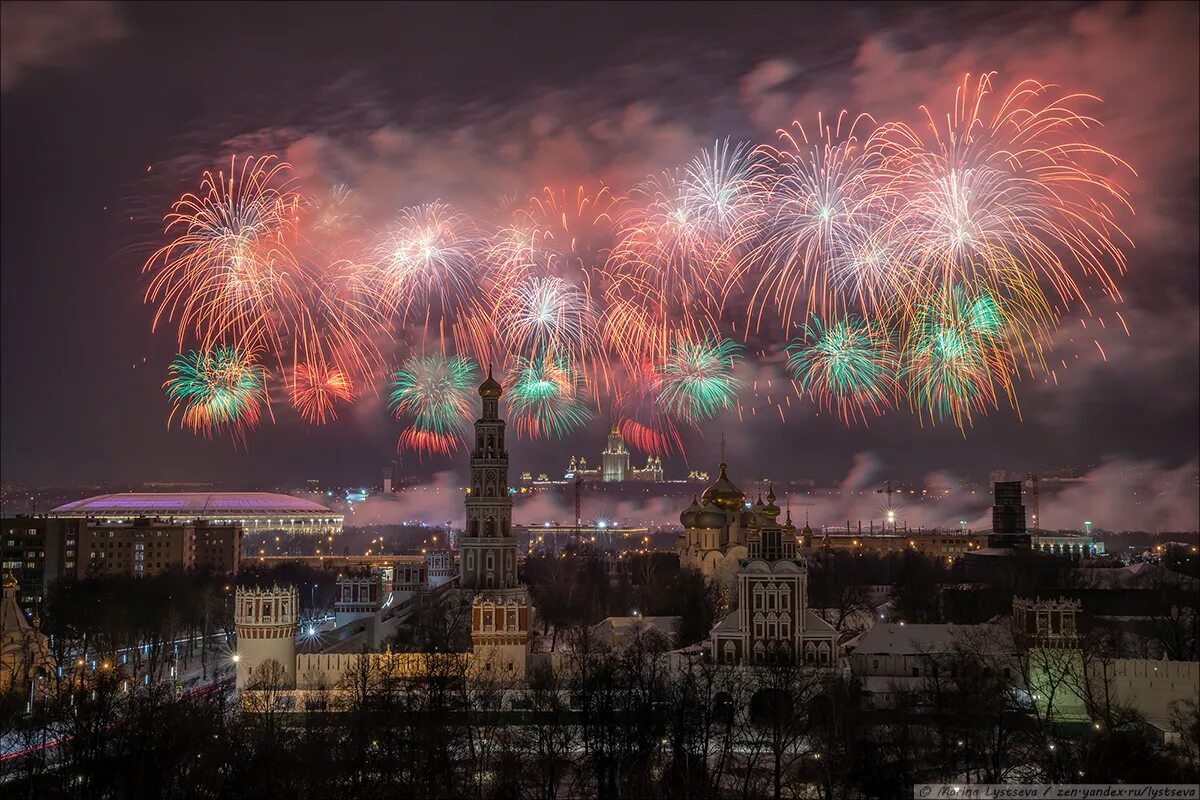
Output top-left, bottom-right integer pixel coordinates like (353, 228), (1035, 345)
(723, 640), (736, 664)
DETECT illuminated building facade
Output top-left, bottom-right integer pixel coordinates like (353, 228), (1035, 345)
(566, 425), (664, 483)
(49, 492), (342, 536)
(709, 488), (838, 665)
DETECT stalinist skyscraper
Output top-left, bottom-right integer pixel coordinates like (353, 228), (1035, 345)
(460, 368), (531, 672)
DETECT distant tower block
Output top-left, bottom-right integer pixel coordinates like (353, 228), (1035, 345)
(601, 425), (630, 482)
(234, 585), (299, 690)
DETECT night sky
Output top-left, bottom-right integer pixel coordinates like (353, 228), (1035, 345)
(2, 2), (1197, 495)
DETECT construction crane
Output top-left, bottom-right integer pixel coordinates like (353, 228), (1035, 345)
(1026, 472), (1040, 534)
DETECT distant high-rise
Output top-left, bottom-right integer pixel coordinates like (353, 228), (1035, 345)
(601, 425), (631, 482)
(566, 425), (664, 482)
(992, 480), (1026, 533)
(989, 480), (1032, 549)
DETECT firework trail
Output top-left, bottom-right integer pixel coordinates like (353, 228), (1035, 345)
(787, 314), (899, 425)
(656, 335), (744, 422)
(389, 354), (479, 455)
(505, 354), (592, 439)
(164, 346), (271, 441)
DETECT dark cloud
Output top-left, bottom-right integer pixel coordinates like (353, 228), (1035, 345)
(1, 1), (124, 92)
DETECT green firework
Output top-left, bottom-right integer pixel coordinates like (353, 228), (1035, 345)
(656, 335), (743, 422)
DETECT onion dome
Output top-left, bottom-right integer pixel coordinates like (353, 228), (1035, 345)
(695, 499), (728, 529)
(701, 463), (745, 512)
(680, 495), (703, 528)
(763, 484), (781, 519)
(479, 364), (503, 398)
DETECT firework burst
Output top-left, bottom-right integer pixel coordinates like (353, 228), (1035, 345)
(871, 72), (1132, 338)
(165, 346), (271, 441)
(901, 284), (1018, 429)
(290, 362), (354, 424)
(371, 202), (491, 358)
(144, 155), (309, 353)
(787, 314), (898, 425)
(388, 354), (479, 455)
(656, 335), (743, 422)
(738, 113), (885, 328)
(506, 354), (592, 439)
(493, 275), (598, 364)
(604, 160), (742, 366)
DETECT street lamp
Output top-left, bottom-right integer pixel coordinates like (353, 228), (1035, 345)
(26, 666), (46, 716)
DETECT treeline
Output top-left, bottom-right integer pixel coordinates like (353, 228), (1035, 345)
(522, 551), (718, 648)
(34, 566), (338, 692)
(3, 625), (1198, 799)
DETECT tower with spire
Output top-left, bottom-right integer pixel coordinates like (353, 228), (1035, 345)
(460, 368), (531, 675)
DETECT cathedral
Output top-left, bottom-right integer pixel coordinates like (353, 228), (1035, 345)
(707, 487), (836, 665)
(676, 462), (753, 583)
(675, 460), (835, 665)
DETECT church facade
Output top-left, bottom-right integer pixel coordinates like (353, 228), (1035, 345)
(708, 488), (837, 666)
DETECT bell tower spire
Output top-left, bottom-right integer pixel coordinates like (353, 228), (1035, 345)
(460, 370), (532, 677)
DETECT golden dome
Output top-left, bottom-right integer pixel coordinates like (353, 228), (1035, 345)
(680, 495), (703, 528)
(479, 364), (503, 398)
(701, 463), (745, 512)
(695, 500), (728, 529)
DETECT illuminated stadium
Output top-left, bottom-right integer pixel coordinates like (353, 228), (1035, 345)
(50, 492), (343, 535)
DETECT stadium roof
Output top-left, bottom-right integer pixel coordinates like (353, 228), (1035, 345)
(50, 492), (337, 518)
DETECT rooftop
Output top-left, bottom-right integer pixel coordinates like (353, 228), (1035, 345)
(49, 492), (337, 517)
(845, 622), (1012, 656)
